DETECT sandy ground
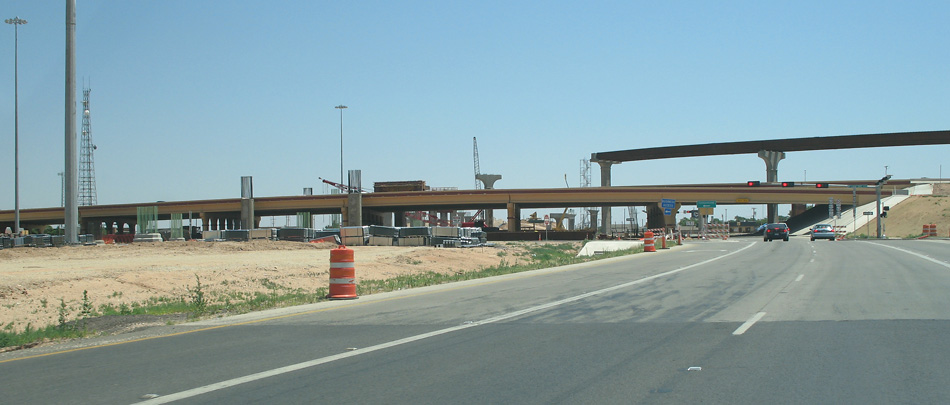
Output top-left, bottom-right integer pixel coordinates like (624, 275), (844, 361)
(882, 185), (950, 238)
(0, 241), (536, 335)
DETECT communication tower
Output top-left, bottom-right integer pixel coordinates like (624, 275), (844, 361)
(579, 159), (591, 228)
(473, 137), (481, 189)
(79, 86), (97, 206)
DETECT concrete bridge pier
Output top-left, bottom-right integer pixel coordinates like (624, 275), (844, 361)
(393, 211), (407, 227)
(758, 150), (785, 223)
(587, 209), (599, 231)
(593, 159), (619, 235)
(645, 203), (665, 231)
(506, 202), (521, 232)
(476, 174), (501, 228)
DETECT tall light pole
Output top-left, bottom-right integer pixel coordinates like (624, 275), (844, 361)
(335, 105), (347, 187)
(65, 0), (78, 244)
(5, 16), (27, 235)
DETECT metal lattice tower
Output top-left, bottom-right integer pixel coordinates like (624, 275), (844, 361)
(579, 159), (591, 228)
(473, 137), (482, 189)
(79, 87), (97, 206)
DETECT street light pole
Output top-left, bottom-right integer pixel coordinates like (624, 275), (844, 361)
(335, 105), (347, 187)
(875, 175), (891, 239)
(5, 16), (27, 235)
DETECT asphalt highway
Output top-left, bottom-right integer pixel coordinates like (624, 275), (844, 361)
(3, 237), (950, 404)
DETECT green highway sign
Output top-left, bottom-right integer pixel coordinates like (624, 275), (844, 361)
(697, 200), (717, 208)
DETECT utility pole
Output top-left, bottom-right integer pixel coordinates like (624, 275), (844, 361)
(65, 0), (79, 243)
(5, 16), (27, 234)
(335, 105), (347, 187)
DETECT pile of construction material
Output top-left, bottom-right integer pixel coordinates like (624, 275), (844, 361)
(202, 229), (276, 242)
(373, 180), (428, 192)
(343, 225), (488, 247)
(0, 234), (94, 249)
(274, 228), (337, 242)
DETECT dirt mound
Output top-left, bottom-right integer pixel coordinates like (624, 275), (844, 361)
(885, 193), (950, 238)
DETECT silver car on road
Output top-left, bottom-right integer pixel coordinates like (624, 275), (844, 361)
(810, 224), (836, 241)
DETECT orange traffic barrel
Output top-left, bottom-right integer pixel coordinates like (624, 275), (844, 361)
(644, 231), (656, 252)
(660, 231), (668, 249)
(329, 245), (358, 300)
(923, 224), (937, 237)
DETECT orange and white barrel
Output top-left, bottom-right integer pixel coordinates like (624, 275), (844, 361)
(329, 245), (358, 300)
(644, 231), (656, 252)
(923, 224), (936, 237)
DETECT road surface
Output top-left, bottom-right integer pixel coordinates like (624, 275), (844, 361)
(3, 237), (950, 404)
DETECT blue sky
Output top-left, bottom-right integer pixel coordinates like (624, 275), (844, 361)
(1, 1), (948, 225)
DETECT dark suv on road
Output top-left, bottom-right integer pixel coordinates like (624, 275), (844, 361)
(764, 223), (789, 242)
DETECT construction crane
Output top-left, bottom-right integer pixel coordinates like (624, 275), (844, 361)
(319, 177), (367, 193)
(473, 137), (481, 190)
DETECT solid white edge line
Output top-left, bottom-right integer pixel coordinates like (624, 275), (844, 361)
(867, 242), (950, 269)
(732, 311), (767, 335)
(138, 242), (758, 404)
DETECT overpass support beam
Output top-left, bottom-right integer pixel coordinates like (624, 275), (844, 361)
(645, 203), (667, 231)
(506, 202), (521, 232)
(476, 174), (501, 229)
(588, 209), (599, 232)
(344, 193), (363, 227)
(594, 159), (619, 235)
(394, 211), (407, 227)
(758, 150), (785, 223)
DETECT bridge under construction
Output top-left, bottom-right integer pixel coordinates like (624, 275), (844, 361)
(1, 180), (900, 238)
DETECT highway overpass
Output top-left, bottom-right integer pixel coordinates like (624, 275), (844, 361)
(0, 180), (901, 235)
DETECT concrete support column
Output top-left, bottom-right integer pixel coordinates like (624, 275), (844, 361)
(588, 209), (599, 232)
(345, 193), (363, 227)
(394, 211), (407, 227)
(476, 175), (502, 229)
(645, 203), (667, 230)
(758, 150), (785, 223)
(240, 198), (255, 230)
(200, 213), (209, 231)
(595, 160), (619, 235)
(506, 202), (520, 232)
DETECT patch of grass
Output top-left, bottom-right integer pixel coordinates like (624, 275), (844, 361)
(0, 323), (86, 349)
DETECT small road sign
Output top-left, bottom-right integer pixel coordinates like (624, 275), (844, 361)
(664, 208), (672, 215)
(697, 200), (717, 208)
(661, 198), (676, 209)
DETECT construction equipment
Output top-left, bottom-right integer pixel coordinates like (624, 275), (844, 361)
(404, 211), (452, 226)
(473, 137), (481, 189)
(319, 177), (367, 193)
(461, 209), (485, 228)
